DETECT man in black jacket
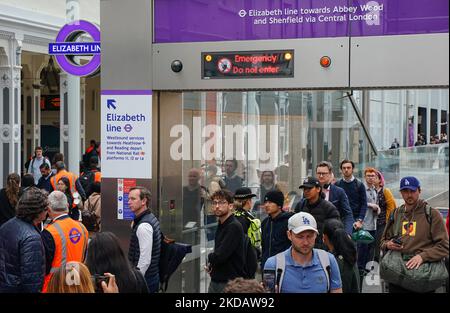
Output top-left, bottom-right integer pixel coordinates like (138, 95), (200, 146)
(37, 163), (54, 193)
(297, 177), (340, 250)
(207, 189), (246, 293)
(261, 190), (294, 268)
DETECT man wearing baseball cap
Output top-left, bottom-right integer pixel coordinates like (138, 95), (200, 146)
(263, 212), (343, 293)
(380, 176), (449, 293)
(260, 190), (294, 269)
(295, 177), (340, 250)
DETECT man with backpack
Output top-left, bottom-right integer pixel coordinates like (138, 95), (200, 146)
(79, 156), (101, 198)
(206, 189), (249, 293)
(27, 146), (51, 185)
(380, 176), (449, 293)
(264, 212), (342, 293)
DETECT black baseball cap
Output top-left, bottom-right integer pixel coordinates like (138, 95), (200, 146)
(299, 177), (321, 189)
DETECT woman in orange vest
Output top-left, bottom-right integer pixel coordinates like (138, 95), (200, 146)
(56, 177), (82, 221)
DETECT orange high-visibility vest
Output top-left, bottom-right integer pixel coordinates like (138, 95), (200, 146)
(51, 170), (77, 193)
(42, 216), (89, 292)
(94, 171), (101, 183)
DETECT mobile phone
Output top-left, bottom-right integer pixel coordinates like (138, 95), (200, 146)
(392, 236), (403, 245)
(262, 269), (276, 293)
(92, 274), (110, 293)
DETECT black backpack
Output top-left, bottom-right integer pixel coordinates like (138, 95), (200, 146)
(159, 233), (192, 292)
(79, 171), (96, 197)
(242, 235), (258, 279)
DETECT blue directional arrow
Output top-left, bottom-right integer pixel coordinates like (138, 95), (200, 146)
(107, 99), (117, 110)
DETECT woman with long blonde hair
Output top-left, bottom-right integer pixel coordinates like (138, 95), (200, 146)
(46, 261), (118, 293)
(0, 173), (21, 226)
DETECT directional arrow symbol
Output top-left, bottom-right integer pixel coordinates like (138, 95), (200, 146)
(107, 99), (117, 110)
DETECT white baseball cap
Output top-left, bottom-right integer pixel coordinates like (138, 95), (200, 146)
(288, 212), (319, 235)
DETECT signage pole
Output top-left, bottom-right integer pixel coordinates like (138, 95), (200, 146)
(66, 0), (81, 175)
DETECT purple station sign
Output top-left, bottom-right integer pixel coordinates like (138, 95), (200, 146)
(49, 20), (101, 77)
(154, 0), (449, 43)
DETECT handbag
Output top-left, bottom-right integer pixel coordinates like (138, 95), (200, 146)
(380, 250), (448, 293)
(351, 229), (375, 244)
(380, 205), (449, 292)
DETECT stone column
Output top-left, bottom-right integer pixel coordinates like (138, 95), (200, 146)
(22, 77), (41, 166)
(66, 0), (81, 175)
(0, 37), (22, 187)
(59, 72), (69, 164)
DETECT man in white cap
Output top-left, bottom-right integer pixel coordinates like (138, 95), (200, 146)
(263, 212), (342, 293)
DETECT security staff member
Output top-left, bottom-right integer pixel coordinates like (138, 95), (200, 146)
(41, 191), (89, 292)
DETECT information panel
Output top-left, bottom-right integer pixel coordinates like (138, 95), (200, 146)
(117, 178), (136, 220)
(101, 90), (152, 179)
(202, 50), (294, 79)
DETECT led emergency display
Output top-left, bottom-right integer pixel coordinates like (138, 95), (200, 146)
(202, 50), (294, 79)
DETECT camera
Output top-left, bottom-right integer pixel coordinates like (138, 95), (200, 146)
(262, 269), (276, 293)
(92, 274), (110, 293)
(171, 60), (183, 73)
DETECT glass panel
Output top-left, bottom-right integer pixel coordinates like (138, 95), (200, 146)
(26, 96), (32, 124)
(64, 92), (68, 124)
(3, 143), (9, 186)
(374, 144), (449, 207)
(64, 141), (69, 166)
(158, 87), (450, 293)
(14, 88), (18, 124)
(160, 90), (374, 293)
(14, 143), (18, 174)
(35, 96), (39, 124)
(3, 88), (9, 124)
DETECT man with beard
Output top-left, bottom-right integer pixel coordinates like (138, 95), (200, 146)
(264, 212), (342, 293)
(380, 176), (449, 293)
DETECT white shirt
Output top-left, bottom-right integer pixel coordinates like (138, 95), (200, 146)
(136, 222), (154, 276)
(323, 185), (331, 201)
(28, 156), (51, 184)
(343, 175), (355, 183)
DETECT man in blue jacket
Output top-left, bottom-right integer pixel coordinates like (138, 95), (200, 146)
(0, 187), (48, 293)
(315, 161), (354, 234)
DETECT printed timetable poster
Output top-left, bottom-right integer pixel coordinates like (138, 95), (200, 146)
(117, 178), (136, 220)
(101, 90), (152, 179)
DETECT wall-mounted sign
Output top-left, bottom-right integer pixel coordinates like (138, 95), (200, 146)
(117, 178), (136, 220)
(49, 20), (101, 77)
(40, 95), (60, 111)
(101, 90), (152, 179)
(154, 0), (449, 43)
(202, 50), (294, 79)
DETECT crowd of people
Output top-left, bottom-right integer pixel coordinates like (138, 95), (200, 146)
(415, 132), (448, 146)
(188, 158), (449, 293)
(0, 150), (449, 294)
